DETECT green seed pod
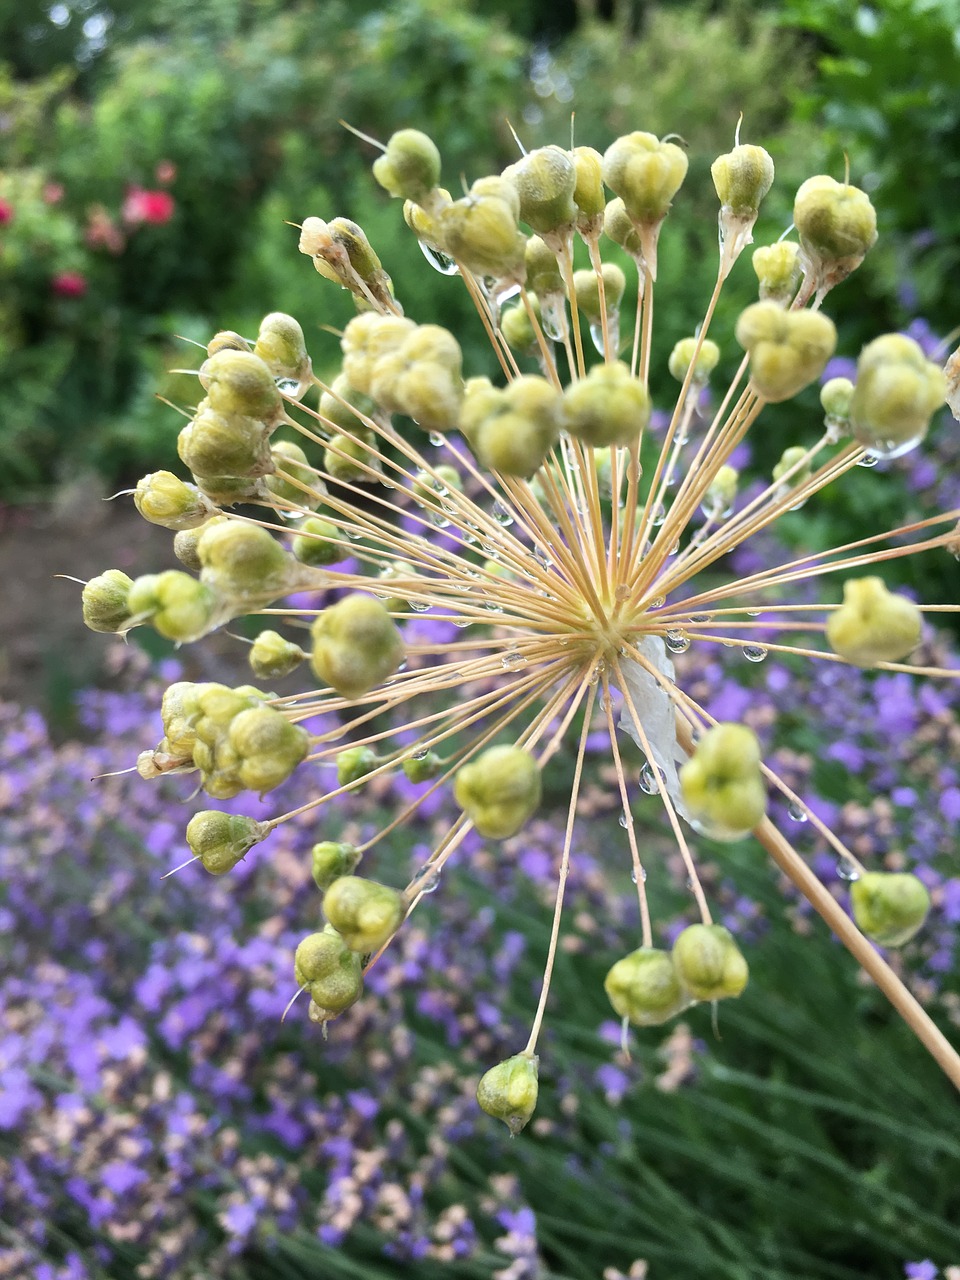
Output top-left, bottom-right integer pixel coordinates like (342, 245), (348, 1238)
(603, 197), (643, 259)
(226, 703), (310, 793)
(572, 263), (626, 324)
(206, 330), (251, 356)
(322, 875), (404, 952)
(711, 144), (774, 216)
(369, 324), (464, 430)
(672, 923), (749, 1001)
(821, 376), (855, 426)
(604, 947), (690, 1026)
(341, 314), (417, 397)
(825, 577), (922, 668)
(850, 872), (931, 947)
(161, 680), (208, 757)
(601, 132), (688, 226)
(561, 362), (650, 448)
(299, 216), (397, 311)
(311, 841), (362, 892)
(190, 473), (266, 506)
(197, 519), (294, 600)
(500, 298), (540, 357)
(524, 236), (564, 298)
(319, 374), (379, 436)
(266, 439), (325, 510)
(735, 301), (837, 403)
(437, 183), (526, 280)
(126, 570), (217, 642)
(460, 375), (562, 478)
(377, 559), (418, 614)
(310, 593), (405, 700)
(291, 515), (343, 567)
(704, 464), (738, 515)
(571, 145), (606, 223)
(249, 629), (305, 680)
(849, 334), (946, 458)
(772, 445), (811, 490)
(134, 471), (216, 531)
(667, 337), (721, 385)
(679, 722), (767, 841)
(504, 145), (578, 237)
(752, 241), (801, 304)
(199, 348), (283, 423)
(402, 751), (443, 783)
(412, 464), (462, 505)
(177, 407), (272, 479)
(403, 187), (452, 246)
(172, 516), (228, 572)
(82, 569), (134, 634)
(294, 926), (364, 1014)
(186, 810), (267, 875)
(794, 175), (877, 278)
(253, 312), (311, 390)
(476, 1052), (539, 1136)
(323, 430), (378, 484)
(336, 745), (379, 787)
(454, 744), (541, 839)
(372, 129), (442, 204)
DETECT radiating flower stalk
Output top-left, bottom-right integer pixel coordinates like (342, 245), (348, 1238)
(81, 122), (960, 1123)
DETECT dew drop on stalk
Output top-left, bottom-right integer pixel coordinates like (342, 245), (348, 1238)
(742, 644), (768, 663)
(788, 801), (808, 823)
(665, 629), (690, 654)
(639, 762), (658, 795)
(418, 241), (459, 275)
(836, 857), (860, 882)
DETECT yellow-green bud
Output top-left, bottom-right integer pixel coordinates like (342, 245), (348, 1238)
(671, 924), (749, 1001)
(294, 926), (363, 1014)
(454, 744), (541, 839)
(402, 751), (443, 783)
(190, 473), (265, 506)
(368, 324), (464, 431)
(712, 144), (774, 215)
(413, 464), (462, 504)
(299, 216), (396, 311)
(561, 362), (650, 448)
(571, 145), (606, 222)
(476, 1053), (539, 1136)
(319, 375), (379, 436)
(849, 334), (946, 458)
(186, 810), (267, 875)
(82, 569), (134, 634)
(437, 183), (526, 280)
(372, 129), (442, 205)
(127, 570), (217, 642)
(668, 337), (721, 385)
(679, 722), (767, 841)
(172, 516), (227, 572)
(504, 145), (578, 237)
(603, 197), (643, 259)
(322, 875), (404, 952)
(377, 559), (418, 614)
(460, 375), (562, 478)
(226, 703), (309, 793)
(572, 263), (626, 324)
(206, 330), (251, 356)
(825, 577), (922, 668)
(323, 431), (379, 484)
(772, 446), (811, 490)
(752, 241), (801, 304)
(311, 841), (362, 892)
(310, 593), (405, 700)
(291, 516), (343, 567)
(821, 376), (854, 425)
(604, 947), (690, 1026)
(134, 471), (216, 531)
(794, 175), (877, 277)
(197, 519), (293, 598)
(735, 301), (837, 402)
(500, 300), (540, 357)
(161, 680), (207, 757)
(336, 745), (379, 787)
(850, 872), (930, 947)
(704, 464), (738, 515)
(524, 236), (564, 298)
(199, 348), (283, 423)
(177, 407), (271, 479)
(253, 312), (311, 392)
(267, 439), (324, 510)
(249, 630), (305, 680)
(601, 132), (688, 225)
(341, 314), (417, 397)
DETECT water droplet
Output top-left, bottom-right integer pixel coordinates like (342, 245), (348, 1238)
(665, 629), (690, 654)
(501, 650), (526, 669)
(492, 501), (514, 527)
(532, 548), (553, 569)
(667, 539), (680, 556)
(650, 502), (667, 527)
(742, 644), (768, 663)
(836, 857), (860, 882)
(411, 748), (429, 760)
(410, 600), (430, 613)
(396, 658), (408, 673)
(484, 600), (503, 614)
(418, 241), (459, 276)
(428, 431), (445, 447)
(630, 866), (648, 884)
(452, 618), (471, 629)
(639, 763), (658, 795)
(275, 377), (301, 395)
(787, 800), (808, 823)
(495, 281), (521, 306)
(691, 613), (711, 624)
(650, 596), (665, 610)
(862, 434), (923, 461)
(618, 812), (631, 828)
(415, 868), (442, 894)
(587, 659), (605, 686)
(429, 511), (451, 528)
(588, 321), (605, 356)
(856, 452), (879, 468)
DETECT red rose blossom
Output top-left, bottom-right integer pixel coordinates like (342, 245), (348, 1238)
(122, 186), (176, 226)
(52, 271), (87, 298)
(0, 199), (13, 225)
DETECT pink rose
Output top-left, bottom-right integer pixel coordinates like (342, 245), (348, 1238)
(122, 186), (176, 226)
(0, 199), (13, 225)
(52, 271), (87, 298)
